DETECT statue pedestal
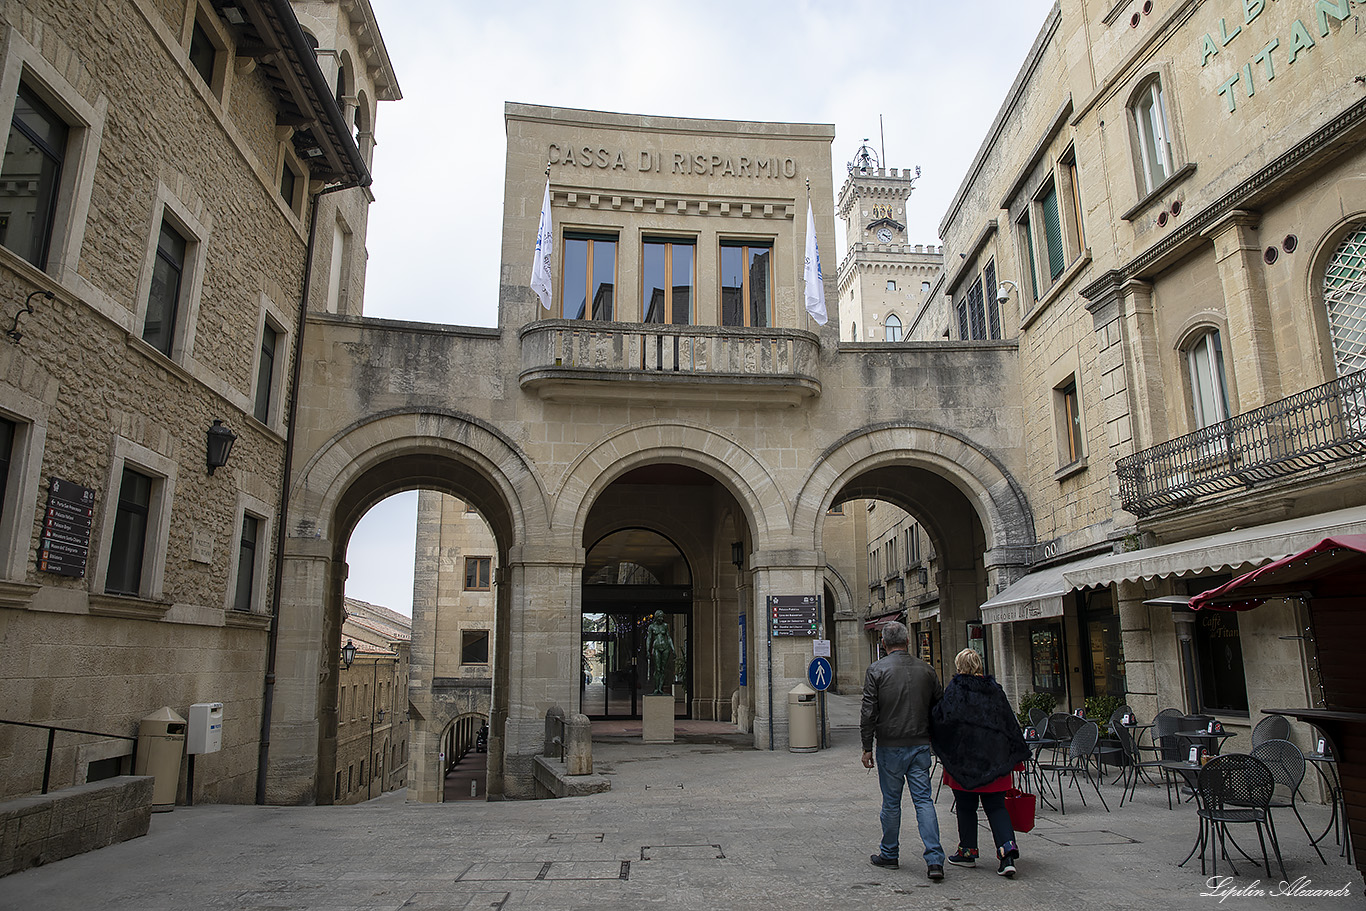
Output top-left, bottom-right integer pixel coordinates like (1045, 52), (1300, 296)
(642, 695), (675, 743)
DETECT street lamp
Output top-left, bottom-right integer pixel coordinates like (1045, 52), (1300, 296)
(341, 639), (356, 669)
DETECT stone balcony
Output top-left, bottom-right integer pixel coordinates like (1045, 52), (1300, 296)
(519, 320), (822, 406)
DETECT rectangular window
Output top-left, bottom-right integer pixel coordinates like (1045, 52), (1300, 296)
(0, 418), (14, 527)
(1063, 148), (1085, 251)
(1059, 379), (1084, 465)
(1134, 80), (1173, 193)
(347, 765), (353, 792)
(105, 467), (153, 596)
(966, 278), (987, 340)
(955, 297), (970, 340)
(1029, 622), (1066, 695)
(2, 84), (68, 269)
(461, 629), (490, 665)
(560, 233), (616, 320)
(188, 19), (217, 87)
(1020, 214), (1039, 301)
(1041, 183), (1066, 280)
(254, 323), (278, 423)
(143, 221), (187, 356)
(983, 259), (1001, 339)
(464, 556), (490, 591)
(232, 514), (259, 611)
(280, 161), (298, 209)
(720, 241), (771, 327)
(643, 239), (694, 325)
(886, 280), (896, 291)
(1194, 608), (1248, 714)
(1188, 331), (1230, 429)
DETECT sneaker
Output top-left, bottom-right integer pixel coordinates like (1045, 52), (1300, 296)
(997, 854), (1017, 877)
(869, 854), (898, 869)
(947, 848), (978, 867)
(927, 863), (945, 881)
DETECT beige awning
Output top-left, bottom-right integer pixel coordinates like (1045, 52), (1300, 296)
(1062, 505), (1366, 589)
(979, 552), (1113, 625)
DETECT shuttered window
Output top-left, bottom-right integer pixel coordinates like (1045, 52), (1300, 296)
(1042, 183), (1065, 279)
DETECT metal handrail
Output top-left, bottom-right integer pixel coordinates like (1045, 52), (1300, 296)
(1117, 371), (1366, 517)
(0, 718), (137, 794)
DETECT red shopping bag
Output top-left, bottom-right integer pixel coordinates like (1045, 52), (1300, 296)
(1004, 771), (1036, 833)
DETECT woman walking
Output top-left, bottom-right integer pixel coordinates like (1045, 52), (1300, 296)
(930, 648), (1030, 877)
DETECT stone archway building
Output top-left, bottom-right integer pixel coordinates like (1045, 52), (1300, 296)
(265, 105), (1035, 802)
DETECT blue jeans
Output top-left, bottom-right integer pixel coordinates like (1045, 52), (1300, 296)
(875, 744), (944, 865)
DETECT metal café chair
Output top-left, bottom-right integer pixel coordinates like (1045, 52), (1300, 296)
(1251, 739), (1327, 865)
(1251, 714), (1291, 748)
(1193, 753), (1286, 881)
(1114, 717), (1168, 806)
(1036, 720), (1110, 814)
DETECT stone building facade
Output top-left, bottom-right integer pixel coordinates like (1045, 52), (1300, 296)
(270, 103), (1032, 803)
(945, 0), (1366, 747)
(334, 597), (408, 805)
(0, 0), (393, 804)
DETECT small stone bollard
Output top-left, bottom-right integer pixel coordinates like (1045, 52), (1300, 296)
(543, 705), (565, 757)
(565, 713), (593, 776)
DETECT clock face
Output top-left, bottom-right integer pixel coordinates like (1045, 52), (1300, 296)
(877, 227), (893, 243)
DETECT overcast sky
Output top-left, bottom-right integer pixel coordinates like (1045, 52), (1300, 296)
(343, 0), (1059, 616)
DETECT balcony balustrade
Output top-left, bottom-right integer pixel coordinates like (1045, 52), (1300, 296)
(519, 320), (821, 406)
(1117, 371), (1366, 517)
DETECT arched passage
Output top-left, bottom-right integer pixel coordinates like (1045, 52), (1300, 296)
(264, 410), (547, 805)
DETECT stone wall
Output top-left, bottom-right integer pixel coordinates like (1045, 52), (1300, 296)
(0, 775), (152, 877)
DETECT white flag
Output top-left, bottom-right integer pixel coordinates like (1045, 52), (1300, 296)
(530, 179), (553, 310)
(803, 199), (827, 325)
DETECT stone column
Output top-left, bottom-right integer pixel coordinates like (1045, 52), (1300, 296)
(264, 540), (334, 805)
(747, 548), (825, 751)
(499, 542), (583, 798)
(1115, 580), (1157, 722)
(1206, 210), (1280, 411)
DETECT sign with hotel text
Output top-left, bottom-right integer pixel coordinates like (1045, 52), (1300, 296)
(38, 477), (94, 578)
(770, 595), (819, 637)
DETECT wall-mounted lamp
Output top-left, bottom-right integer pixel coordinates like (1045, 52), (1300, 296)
(731, 541), (744, 569)
(341, 639), (356, 669)
(894, 578), (905, 596)
(995, 280), (1018, 305)
(917, 567), (929, 587)
(6, 290), (55, 344)
(206, 420), (237, 475)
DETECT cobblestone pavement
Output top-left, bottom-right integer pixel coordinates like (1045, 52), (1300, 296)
(3, 696), (1358, 911)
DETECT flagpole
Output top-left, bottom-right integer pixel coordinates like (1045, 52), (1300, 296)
(530, 163), (554, 311)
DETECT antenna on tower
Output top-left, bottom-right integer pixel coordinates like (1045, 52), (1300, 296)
(879, 114), (886, 168)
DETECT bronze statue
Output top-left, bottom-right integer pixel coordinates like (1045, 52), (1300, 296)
(645, 610), (675, 695)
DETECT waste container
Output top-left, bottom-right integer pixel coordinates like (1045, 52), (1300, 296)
(788, 683), (818, 753)
(135, 707), (186, 811)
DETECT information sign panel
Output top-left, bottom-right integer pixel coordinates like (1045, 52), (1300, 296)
(770, 594), (819, 637)
(38, 477), (94, 578)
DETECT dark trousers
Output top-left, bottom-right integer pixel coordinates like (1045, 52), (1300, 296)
(952, 789), (1016, 854)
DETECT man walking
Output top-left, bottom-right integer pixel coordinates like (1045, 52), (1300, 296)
(860, 621), (945, 880)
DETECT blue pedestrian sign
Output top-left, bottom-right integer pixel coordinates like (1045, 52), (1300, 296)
(807, 656), (832, 691)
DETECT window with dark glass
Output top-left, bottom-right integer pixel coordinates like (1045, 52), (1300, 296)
(464, 556), (490, 591)
(254, 323), (278, 423)
(461, 629), (490, 665)
(1019, 213), (1039, 301)
(983, 260), (1001, 338)
(1, 84), (68, 269)
(561, 233), (616, 320)
(720, 241), (770, 327)
(188, 19), (217, 87)
(106, 467), (152, 596)
(280, 161), (298, 209)
(0, 418), (14, 523)
(143, 220), (186, 356)
(1063, 147), (1085, 251)
(643, 239), (693, 325)
(1194, 608), (1249, 714)
(233, 514), (259, 611)
(1029, 622), (1065, 695)
(1079, 591), (1125, 698)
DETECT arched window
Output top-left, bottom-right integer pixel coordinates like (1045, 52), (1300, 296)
(1323, 223), (1366, 378)
(1187, 329), (1230, 429)
(1131, 76), (1173, 194)
(884, 313), (902, 342)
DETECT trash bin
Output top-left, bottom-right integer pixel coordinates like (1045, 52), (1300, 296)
(135, 707), (186, 811)
(788, 683), (818, 753)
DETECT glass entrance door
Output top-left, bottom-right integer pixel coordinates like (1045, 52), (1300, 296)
(581, 607), (689, 719)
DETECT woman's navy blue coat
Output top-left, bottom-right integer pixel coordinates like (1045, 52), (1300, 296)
(930, 673), (1031, 791)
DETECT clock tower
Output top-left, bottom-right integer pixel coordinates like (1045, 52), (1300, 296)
(835, 141), (944, 342)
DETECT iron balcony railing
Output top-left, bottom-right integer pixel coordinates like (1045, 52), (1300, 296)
(1117, 371), (1366, 517)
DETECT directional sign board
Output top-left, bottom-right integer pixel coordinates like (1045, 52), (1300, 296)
(39, 477), (94, 578)
(807, 656), (832, 691)
(769, 594), (819, 637)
